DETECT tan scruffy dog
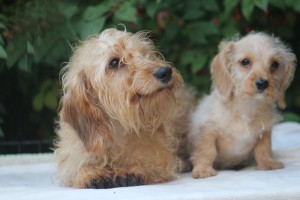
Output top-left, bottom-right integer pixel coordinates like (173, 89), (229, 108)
(189, 32), (296, 178)
(54, 28), (195, 188)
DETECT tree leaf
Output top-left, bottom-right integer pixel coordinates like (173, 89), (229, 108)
(183, 8), (205, 20)
(0, 22), (6, 30)
(40, 79), (53, 92)
(114, 2), (137, 23)
(181, 50), (197, 65)
(33, 93), (44, 112)
(6, 35), (26, 68)
(83, 2), (112, 21)
(192, 53), (208, 74)
(44, 89), (58, 110)
(183, 1), (205, 20)
(254, 0), (269, 11)
(18, 55), (28, 72)
(269, 0), (286, 9)
(285, 0), (300, 12)
(0, 45), (7, 59)
(33, 26), (65, 63)
(224, 0), (239, 15)
(221, 18), (239, 37)
(77, 17), (105, 39)
(0, 35), (4, 45)
(185, 22), (218, 44)
(202, 0), (219, 12)
(58, 2), (78, 20)
(27, 41), (35, 54)
(284, 112), (300, 122)
(242, 0), (255, 20)
(284, 0), (296, 8)
(146, 2), (158, 18)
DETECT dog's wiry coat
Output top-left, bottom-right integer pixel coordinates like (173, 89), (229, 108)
(54, 28), (195, 188)
(189, 32), (296, 178)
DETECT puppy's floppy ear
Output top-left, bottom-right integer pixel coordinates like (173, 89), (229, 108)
(277, 52), (296, 109)
(211, 42), (235, 99)
(60, 71), (112, 153)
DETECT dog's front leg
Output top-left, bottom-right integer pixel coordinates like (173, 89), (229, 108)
(254, 130), (284, 170)
(191, 129), (218, 178)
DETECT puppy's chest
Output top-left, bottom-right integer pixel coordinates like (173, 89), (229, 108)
(218, 115), (272, 157)
(219, 127), (258, 157)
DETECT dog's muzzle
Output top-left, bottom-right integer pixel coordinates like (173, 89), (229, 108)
(153, 66), (172, 83)
(255, 78), (269, 92)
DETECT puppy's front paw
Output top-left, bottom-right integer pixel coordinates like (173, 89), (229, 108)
(115, 173), (145, 187)
(86, 177), (114, 189)
(192, 166), (217, 178)
(257, 160), (284, 170)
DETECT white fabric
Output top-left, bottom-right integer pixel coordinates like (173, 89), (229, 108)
(1, 122), (300, 200)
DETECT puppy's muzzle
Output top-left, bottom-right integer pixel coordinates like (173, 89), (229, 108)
(255, 78), (269, 92)
(153, 66), (172, 83)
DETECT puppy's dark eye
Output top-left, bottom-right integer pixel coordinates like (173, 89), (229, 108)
(109, 58), (120, 69)
(240, 58), (250, 66)
(270, 61), (279, 69)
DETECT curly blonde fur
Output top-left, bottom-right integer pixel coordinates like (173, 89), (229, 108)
(54, 28), (195, 188)
(189, 32), (296, 178)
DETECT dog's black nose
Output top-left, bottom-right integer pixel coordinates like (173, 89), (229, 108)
(255, 78), (269, 92)
(153, 66), (172, 83)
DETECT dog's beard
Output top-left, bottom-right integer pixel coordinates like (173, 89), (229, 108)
(137, 88), (176, 132)
(98, 86), (176, 134)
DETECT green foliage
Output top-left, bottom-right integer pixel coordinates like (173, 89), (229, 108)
(284, 112), (300, 122)
(0, 0), (300, 140)
(32, 79), (60, 112)
(0, 45), (6, 59)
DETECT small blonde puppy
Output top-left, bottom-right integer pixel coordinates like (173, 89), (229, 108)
(189, 32), (296, 178)
(54, 28), (194, 188)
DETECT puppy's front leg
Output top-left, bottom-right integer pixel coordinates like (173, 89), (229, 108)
(192, 129), (217, 178)
(254, 130), (284, 170)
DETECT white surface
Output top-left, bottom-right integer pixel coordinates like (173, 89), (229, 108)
(1, 122), (300, 200)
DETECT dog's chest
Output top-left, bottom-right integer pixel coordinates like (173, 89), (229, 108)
(218, 103), (278, 149)
(217, 115), (271, 160)
(219, 127), (258, 156)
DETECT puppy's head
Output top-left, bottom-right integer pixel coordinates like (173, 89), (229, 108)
(59, 28), (182, 153)
(211, 32), (296, 108)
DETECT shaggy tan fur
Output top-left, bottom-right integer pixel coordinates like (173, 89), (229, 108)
(54, 28), (195, 188)
(189, 32), (296, 178)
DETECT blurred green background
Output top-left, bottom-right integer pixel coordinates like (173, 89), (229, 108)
(0, 0), (299, 145)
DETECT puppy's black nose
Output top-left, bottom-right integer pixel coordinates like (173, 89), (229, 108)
(153, 66), (172, 83)
(255, 78), (269, 92)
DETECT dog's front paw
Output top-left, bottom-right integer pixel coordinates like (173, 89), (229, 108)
(86, 177), (114, 189)
(192, 166), (217, 178)
(257, 160), (284, 170)
(177, 158), (193, 173)
(115, 173), (145, 187)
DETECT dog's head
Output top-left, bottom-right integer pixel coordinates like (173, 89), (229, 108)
(211, 32), (296, 108)
(59, 28), (182, 153)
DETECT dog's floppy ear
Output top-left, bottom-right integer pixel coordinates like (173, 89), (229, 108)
(211, 42), (235, 99)
(277, 52), (296, 109)
(60, 71), (112, 153)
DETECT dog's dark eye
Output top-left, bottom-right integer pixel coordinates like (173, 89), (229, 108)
(270, 61), (279, 69)
(240, 58), (250, 67)
(109, 58), (120, 69)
